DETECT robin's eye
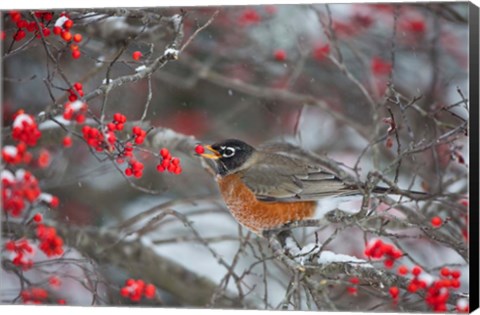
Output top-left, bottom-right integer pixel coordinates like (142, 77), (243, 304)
(222, 147), (236, 158)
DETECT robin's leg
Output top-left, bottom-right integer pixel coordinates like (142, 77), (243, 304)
(262, 225), (301, 253)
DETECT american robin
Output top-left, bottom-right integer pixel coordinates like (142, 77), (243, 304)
(198, 139), (423, 234)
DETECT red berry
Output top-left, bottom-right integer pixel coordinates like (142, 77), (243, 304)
(389, 286), (399, 299)
(75, 114), (85, 123)
(73, 82), (83, 91)
(350, 277), (359, 284)
(160, 148), (169, 158)
(451, 279), (461, 288)
(17, 20), (28, 29)
(384, 259), (394, 268)
(61, 31), (72, 41)
(125, 279), (135, 286)
(371, 57), (392, 76)
(313, 43), (330, 61)
(14, 30), (26, 41)
(72, 50), (81, 59)
(440, 267), (450, 277)
(451, 270), (461, 279)
(132, 126), (142, 135)
(53, 26), (62, 35)
(274, 49), (287, 61)
(347, 287), (357, 295)
(73, 33), (82, 42)
(397, 265), (408, 275)
(44, 13), (53, 21)
(5, 241), (16, 251)
(63, 19), (73, 29)
(156, 164), (165, 172)
(194, 145), (205, 154)
(134, 137), (144, 144)
(50, 196), (59, 208)
(407, 282), (418, 293)
(38, 149), (51, 168)
(120, 287), (130, 297)
(171, 157), (180, 166)
(412, 266), (422, 276)
(132, 51), (143, 61)
(62, 136), (73, 147)
(33, 213), (43, 223)
(10, 11), (22, 22)
(431, 216), (442, 227)
(144, 284), (155, 299)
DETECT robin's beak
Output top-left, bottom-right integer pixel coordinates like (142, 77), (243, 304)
(200, 145), (221, 160)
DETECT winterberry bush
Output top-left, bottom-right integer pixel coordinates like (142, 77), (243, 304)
(1, 3), (471, 312)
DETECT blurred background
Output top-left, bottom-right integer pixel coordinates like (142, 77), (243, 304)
(1, 2), (470, 311)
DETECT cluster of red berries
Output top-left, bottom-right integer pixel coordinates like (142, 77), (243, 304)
(392, 265), (464, 312)
(64, 101), (88, 125)
(36, 224), (64, 257)
(9, 10), (53, 42)
(39, 193), (60, 208)
(120, 279), (156, 302)
(78, 113), (180, 180)
(52, 14), (82, 59)
(125, 159), (145, 178)
(132, 126), (147, 145)
(9, 11), (83, 59)
(2, 142), (31, 165)
(389, 286), (400, 301)
(424, 268), (462, 312)
(364, 239), (403, 268)
(81, 115), (139, 153)
(2, 169), (42, 217)
(21, 287), (49, 304)
(116, 142), (134, 163)
(82, 125), (109, 152)
(156, 148), (182, 174)
(108, 113), (127, 131)
(2, 144), (51, 169)
(12, 110), (42, 147)
(67, 82), (85, 102)
(346, 277), (359, 296)
(5, 238), (34, 270)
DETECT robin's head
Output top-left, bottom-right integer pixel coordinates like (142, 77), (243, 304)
(199, 139), (256, 176)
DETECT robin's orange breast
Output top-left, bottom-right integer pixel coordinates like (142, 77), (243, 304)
(217, 174), (316, 234)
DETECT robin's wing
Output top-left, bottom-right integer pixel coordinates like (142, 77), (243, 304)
(240, 152), (356, 202)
